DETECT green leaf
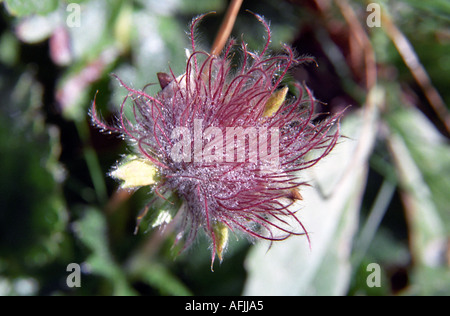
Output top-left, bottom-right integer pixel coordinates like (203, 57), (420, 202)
(387, 105), (450, 295)
(4, 0), (58, 17)
(0, 69), (68, 272)
(387, 106), (450, 229)
(73, 207), (137, 296)
(398, 0), (450, 21)
(135, 262), (192, 296)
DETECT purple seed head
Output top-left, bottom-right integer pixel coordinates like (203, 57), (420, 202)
(91, 14), (342, 266)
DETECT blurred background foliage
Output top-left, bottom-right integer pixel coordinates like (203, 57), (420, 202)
(0, 0), (449, 296)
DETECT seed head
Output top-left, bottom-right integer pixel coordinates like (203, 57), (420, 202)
(91, 14), (342, 268)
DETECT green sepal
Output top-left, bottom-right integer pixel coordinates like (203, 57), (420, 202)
(263, 86), (288, 117)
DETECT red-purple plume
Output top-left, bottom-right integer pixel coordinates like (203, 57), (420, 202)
(91, 14), (342, 269)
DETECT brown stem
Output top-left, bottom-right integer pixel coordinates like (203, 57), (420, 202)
(210, 0), (244, 56)
(334, 0), (377, 90)
(381, 12), (450, 133)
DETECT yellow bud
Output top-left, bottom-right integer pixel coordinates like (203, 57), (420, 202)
(262, 86), (288, 117)
(213, 221), (229, 263)
(110, 156), (159, 189)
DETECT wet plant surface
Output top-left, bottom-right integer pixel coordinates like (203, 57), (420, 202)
(0, 0), (449, 296)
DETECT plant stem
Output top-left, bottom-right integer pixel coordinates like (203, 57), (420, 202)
(352, 179), (396, 270)
(210, 0), (244, 56)
(76, 118), (108, 204)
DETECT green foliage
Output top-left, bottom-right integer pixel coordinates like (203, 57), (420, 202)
(2, 0), (59, 17)
(0, 69), (68, 294)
